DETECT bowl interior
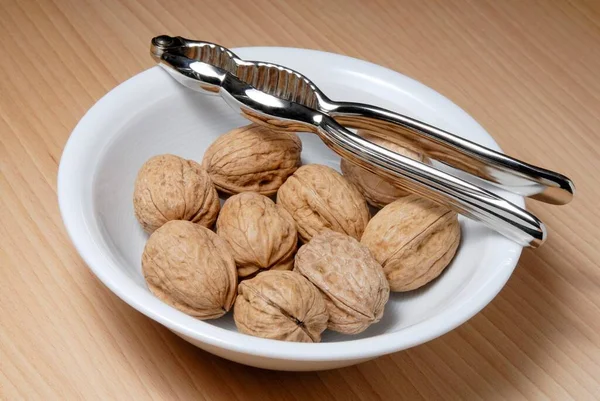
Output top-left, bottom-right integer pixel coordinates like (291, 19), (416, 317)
(62, 47), (523, 358)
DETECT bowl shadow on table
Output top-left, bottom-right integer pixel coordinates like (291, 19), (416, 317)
(376, 241), (574, 400)
(86, 238), (570, 400)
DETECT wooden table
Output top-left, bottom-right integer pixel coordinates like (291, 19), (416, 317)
(1, 0), (598, 399)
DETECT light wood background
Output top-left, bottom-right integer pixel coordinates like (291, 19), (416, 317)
(0, 0), (598, 399)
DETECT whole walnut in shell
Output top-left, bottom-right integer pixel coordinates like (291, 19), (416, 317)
(294, 230), (389, 334)
(202, 124), (302, 196)
(277, 164), (370, 242)
(361, 195), (461, 292)
(233, 270), (328, 342)
(133, 154), (220, 233)
(142, 220), (237, 319)
(341, 131), (426, 208)
(216, 192), (297, 278)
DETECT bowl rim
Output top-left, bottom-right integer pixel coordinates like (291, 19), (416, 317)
(58, 47), (523, 362)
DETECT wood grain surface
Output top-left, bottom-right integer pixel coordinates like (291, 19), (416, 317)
(0, 0), (599, 399)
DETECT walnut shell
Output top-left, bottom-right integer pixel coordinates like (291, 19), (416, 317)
(361, 195), (461, 292)
(202, 124), (302, 196)
(142, 220), (237, 319)
(294, 230), (389, 334)
(233, 270), (328, 342)
(341, 132), (426, 208)
(277, 164), (370, 242)
(133, 154), (220, 233)
(216, 192), (297, 278)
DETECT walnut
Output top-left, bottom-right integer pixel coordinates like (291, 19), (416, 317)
(233, 271), (328, 342)
(142, 220), (237, 319)
(294, 230), (389, 334)
(361, 195), (461, 292)
(341, 131), (426, 208)
(202, 124), (302, 196)
(133, 154), (220, 233)
(216, 192), (297, 278)
(277, 164), (370, 242)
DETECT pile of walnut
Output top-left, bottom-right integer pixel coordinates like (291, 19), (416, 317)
(133, 124), (461, 343)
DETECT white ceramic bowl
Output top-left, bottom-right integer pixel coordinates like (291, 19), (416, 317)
(58, 47), (523, 371)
